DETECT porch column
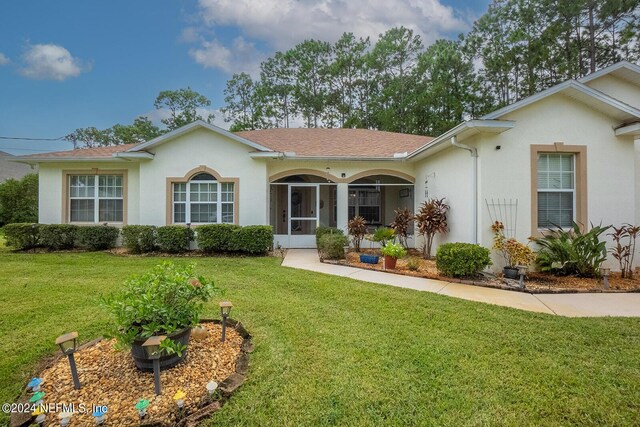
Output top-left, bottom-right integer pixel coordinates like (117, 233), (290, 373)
(336, 182), (349, 232)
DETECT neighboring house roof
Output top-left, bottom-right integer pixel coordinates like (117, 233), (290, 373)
(482, 80), (640, 123)
(0, 151), (37, 180)
(237, 128), (432, 159)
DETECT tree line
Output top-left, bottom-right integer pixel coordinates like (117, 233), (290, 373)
(66, 0), (639, 148)
(222, 0), (639, 134)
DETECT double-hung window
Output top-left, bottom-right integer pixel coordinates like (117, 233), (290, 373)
(69, 175), (124, 223)
(348, 187), (381, 224)
(172, 173), (235, 224)
(537, 153), (575, 229)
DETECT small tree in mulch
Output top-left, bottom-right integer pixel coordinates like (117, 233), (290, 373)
(415, 198), (449, 259)
(390, 208), (413, 248)
(348, 216), (368, 251)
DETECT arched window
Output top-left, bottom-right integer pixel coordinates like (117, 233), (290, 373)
(172, 172), (235, 224)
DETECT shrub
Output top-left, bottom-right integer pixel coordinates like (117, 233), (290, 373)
(4, 223), (40, 250)
(122, 225), (157, 253)
(77, 225), (120, 250)
(436, 243), (492, 277)
(390, 207), (413, 248)
(415, 198), (449, 259)
(406, 256), (421, 271)
(0, 173), (38, 226)
(196, 224), (241, 252)
(491, 221), (535, 267)
(40, 224), (78, 250)
(380, 242), (407, 259)
(315, 226), (344, 246)
(102, 262), (220, 353)
(532, 222), (609, 277)
(348, 216), (367, 251)
(371, 227), (396, 246)
(231, 225), (273, 254)
(318, 233), (349, 260)
(157, 226), (194, 253)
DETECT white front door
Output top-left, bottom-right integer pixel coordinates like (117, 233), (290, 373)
(288, 184), (319, 248)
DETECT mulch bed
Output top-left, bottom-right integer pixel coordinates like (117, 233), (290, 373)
(333, 249), (640, 293)
(13, 321), (250, 427)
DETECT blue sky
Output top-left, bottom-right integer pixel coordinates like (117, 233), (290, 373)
(0, 0), (490, 155)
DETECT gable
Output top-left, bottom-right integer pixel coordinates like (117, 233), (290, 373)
(582, 74), (640, 110)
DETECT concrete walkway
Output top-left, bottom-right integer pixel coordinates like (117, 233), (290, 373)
(282, 249), (640, 317)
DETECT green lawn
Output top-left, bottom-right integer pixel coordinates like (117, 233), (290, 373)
(1, 250), (639, 426)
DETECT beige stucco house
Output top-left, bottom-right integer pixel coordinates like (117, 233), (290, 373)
(14, 61), (640, 264)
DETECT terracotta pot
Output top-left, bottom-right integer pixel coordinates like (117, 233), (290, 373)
(384, 255), (397, 270)
(131, 327), (192, 372)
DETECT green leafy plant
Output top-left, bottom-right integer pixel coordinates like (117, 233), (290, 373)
(532, 222), (610, 277)
(390, 208), (413, 248)
(102, 262), (220, 352)
(436, 243), (492, 277)
(609, 224), (640, 279)
(39, 224), (78, 250)
(371, 227), (396, 246)
(318, 233), (349, 260)
(122, 225), (157, 253)
(77, 225), (120, 250)
(157, 225), (194, 253)
(414, 198), (449, 259)
(491, 221), (535, 267)
(380, 242), (407, 259)
(348, 216), (367, 251)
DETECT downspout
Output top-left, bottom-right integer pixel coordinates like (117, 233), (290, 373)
(451, 136), (478, 244)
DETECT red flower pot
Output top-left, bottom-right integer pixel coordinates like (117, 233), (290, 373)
(384, 255), (397, 270)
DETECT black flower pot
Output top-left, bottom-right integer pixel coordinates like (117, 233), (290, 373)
(131, 327), (192, 372)
(503, 266), (520, 279)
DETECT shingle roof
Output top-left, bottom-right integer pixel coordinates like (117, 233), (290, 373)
(15, 128), (432, 160)
(236, 128), (432, 158)
(17, 143), (139, 159)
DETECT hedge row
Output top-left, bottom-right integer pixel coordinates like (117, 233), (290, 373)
(3, 223), (273, 255)
(4, 223), (119, 251)
(196, 224), (273, 255)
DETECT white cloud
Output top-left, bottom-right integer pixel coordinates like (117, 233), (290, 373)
(189, 36), (264, 75)
(0, 53), (9, 66)
(196, 0), (467, 50)
(19, 44), (89, 81)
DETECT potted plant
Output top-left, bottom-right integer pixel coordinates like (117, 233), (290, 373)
(380, 242), (407, 270)
(102, 262), (219, 372)
(491, 221), (535, 279)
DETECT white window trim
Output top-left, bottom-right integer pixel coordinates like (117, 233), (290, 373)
(537, 153), (576, 230)
(69, 175), (124, 223)
(173, 180), (234, 224)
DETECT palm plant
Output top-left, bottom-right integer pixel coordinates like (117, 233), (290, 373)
(532, 222), (610, 277)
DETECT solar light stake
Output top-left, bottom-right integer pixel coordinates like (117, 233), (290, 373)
(517, 266), (528, 289)
(219, 301), (233, 342)
(601, 267), (611, 289)
(142, 335), (166, 395)
(55, 332), (81, 389)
